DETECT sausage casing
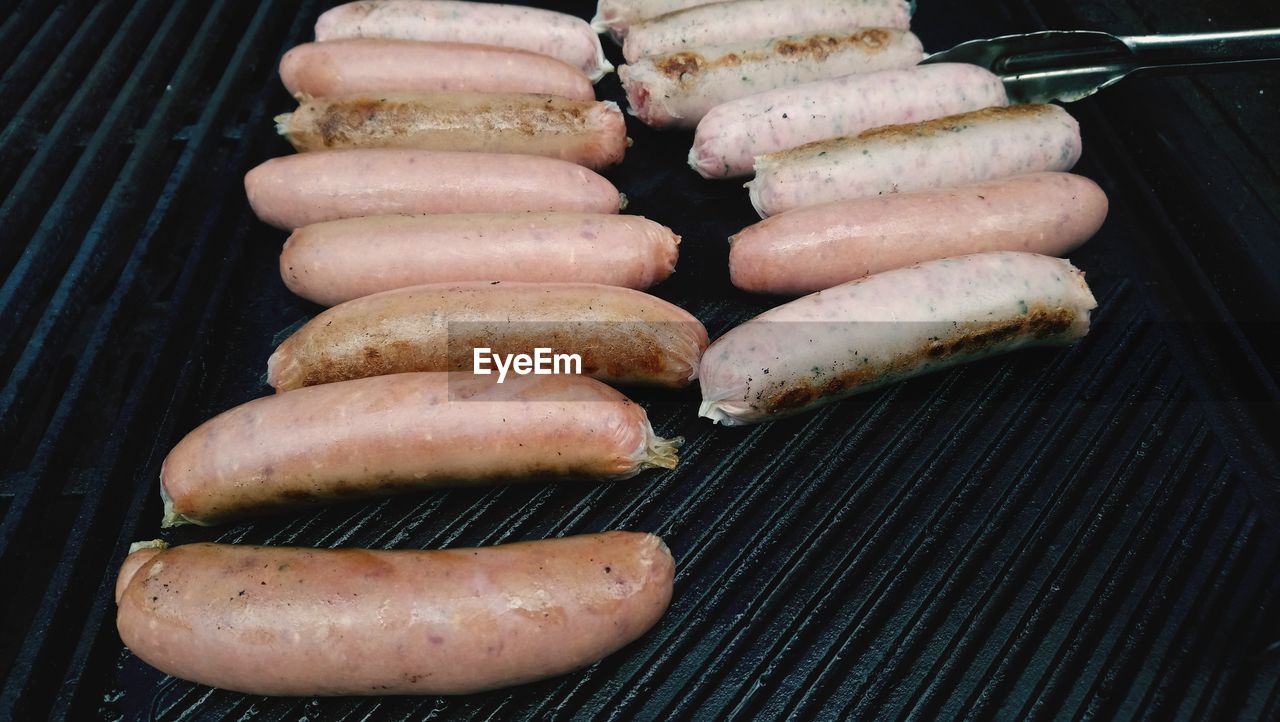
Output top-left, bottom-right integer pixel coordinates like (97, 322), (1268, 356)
(116, 533), (675, 695)
(700, 252), (1097, 425)
(275, 92), (628, 170)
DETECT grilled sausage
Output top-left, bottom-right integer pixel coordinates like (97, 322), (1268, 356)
(622, 0), (912, 63)
(691, 63), (1008, 179)
(315, 0), (613, 82)
(275, 92), (628, 170)
(159, 373), (679, 526)
(279, 40), (595, 100)
(267, 282), (709, 391)
(699, 252), (1097, 425)
(281, 213), (679, 306)
(592, 0), (720, 41)
(244, 149), (622, 230)
(748, 104), (1082, 217)
(619, 29), (924, 129)
(116, 532), (675, 695)
(730, 173), (1109, 295)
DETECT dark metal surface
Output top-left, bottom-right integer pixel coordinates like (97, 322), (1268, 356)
(1, 0), (1278, 720)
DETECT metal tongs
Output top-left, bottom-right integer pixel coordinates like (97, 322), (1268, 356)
(922, 28), (1280, 104)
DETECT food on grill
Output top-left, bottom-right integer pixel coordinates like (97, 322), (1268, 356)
(592, 0), (720, 41)
(243, 149), (622, 230)
(315, 0), (613, 82)
(281, 212), (680, 306)
(115, 533), (675, 695)
(621, 0), (912, 63)
(267, 282), (710, 391)
(729, 173), (1109, 295)
(275, 92), (628, 170)
(690, 63), (1008, 179)
(747, 104), (1082, 217)
(618, 28), (924, 129)
(159, 373), (679, 526)
(279, 39), (595, 100)
(699, 252), (1097, 425)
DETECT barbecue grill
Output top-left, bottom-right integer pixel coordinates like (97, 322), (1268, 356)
(2, 0), (1279, 719)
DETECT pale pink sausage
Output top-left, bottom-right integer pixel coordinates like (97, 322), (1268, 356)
(160, 373), (679, 526)
(592, 0), (720, 41)
(281, 213), (680, 306)
(730, 173), (1109, 295)
(243, 149), (622, 230)
(691, 63), (1008, 179)
(699, 252), (1097, 425)
(116, 533), (675, 695)
(275, 92), (628, 170)
(267, 282), (710, 391)
(315, 1), (612, 82)
(622, 0), (912, 63)
(278, 40), (595, 100)
(748, 104), (1083, 217)
(619, 29), (924, 129)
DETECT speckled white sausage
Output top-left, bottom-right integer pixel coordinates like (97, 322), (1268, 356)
(244, 149), (622, 230)
(592, 0), (720, 41)
(275, 92), (628, 170)
(622, 0), (911, 63)
(748, 104), (1082, 217)
(315, 1), (613, 82)
(267, 282), (710, 390)
(619, 29), (924, 129)
(691, 63), (1007, 179)
(115, 532), (675, 695)
(278, 40), (596, 100)
(730, 173), (1109, 295)
(699, 252), (1097, 425)
(159, 373), (679, 526)
(281, 213), (680, 306)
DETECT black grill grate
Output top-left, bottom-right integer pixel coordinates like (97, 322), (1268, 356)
(1, 1), (1278, 720)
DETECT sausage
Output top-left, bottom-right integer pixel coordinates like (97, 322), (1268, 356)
(281, 213), (680, 306)
(159, 373), (679, 526)
(619, 29), (924, 129)
(592, 0), (720, 41)
(730, 173), (1109, 295)
(747, 104), (1083, 217)
(244, 149), (622, 230)
(622, 0), (912, 63)
(699, 252), (1097, 425)
(275, 92), (627, 170)
(267, 282), (710, 391)
(690, 63), (1008, 179)
(315, 1), (612, 82)
(115, 532), (675, 695)
(279, 40), (595, 100)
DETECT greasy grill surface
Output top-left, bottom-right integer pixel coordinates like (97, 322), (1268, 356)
(1, 0), (1278, 719)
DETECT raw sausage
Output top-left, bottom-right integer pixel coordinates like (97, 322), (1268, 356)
(315, 1), (612, 82)
(699, 252), (1097, 425)
(730, 173), (1108, 295)
(619, 29), (924, 129)
(115, 532), (675, 695)
(160, 373), (679, 526)
(592, 0), (720, 41)
(691, 63), (1007, 179)
(622, 0), (912, 63)
(244, 149), (622, 229)
(748, 104), (1082, 217)
(267, 282), (709, 391)
(281, 213), (680, 306)
(278, 40), (595, 100)
(275, 92), (628, 170)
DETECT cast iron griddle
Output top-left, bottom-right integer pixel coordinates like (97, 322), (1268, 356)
(0, 0), (1278, 719)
